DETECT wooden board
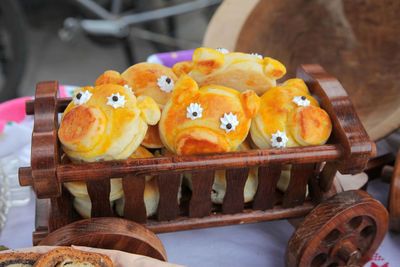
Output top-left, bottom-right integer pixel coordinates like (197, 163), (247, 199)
(204, 0), (400, 141)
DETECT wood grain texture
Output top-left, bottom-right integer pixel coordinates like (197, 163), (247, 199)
(282, 163), (315, 208)
(38, 217), (168, 261)
(31, 81), (61, 198)
(87, 179), (114, 218)
(252, 165), (281, 210)
(389, 149), (400, 231)
(222, 168), (249, 214)
(206, 0), (400, 141)
(122, 175), (147, 223)
(156, 174), (181, 221)
(286, 190), (388, 267)
(189, 170), (214, 218)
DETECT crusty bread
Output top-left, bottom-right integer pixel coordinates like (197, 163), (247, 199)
(186, 47), (286, 95)
(33, 247), (113, 267)
(159, 75), (260, 155)
(0, 252), (42, 266)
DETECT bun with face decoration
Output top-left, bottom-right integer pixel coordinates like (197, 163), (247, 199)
(250, 78), (332, 149)
(58, 82), (160, 162)
(159, 74), (260, 155)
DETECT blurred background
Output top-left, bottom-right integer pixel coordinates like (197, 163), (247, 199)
(0, 0), (221, 102)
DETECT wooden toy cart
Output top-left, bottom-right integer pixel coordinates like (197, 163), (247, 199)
(19, 64), (389, 267)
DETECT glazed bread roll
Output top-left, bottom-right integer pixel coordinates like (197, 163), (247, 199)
(120, 63), (177, 148)
(185, 47), (286, 95)
(33, 247), (113, 267)
(121, 62), (178, 109)
(58, 83), (160, 162)
(172, 60), (193, 77)
(159, 75), (260, 155)
(250, 78), (332, 149)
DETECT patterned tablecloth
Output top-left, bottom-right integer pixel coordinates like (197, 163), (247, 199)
(0, 50), (399, 267)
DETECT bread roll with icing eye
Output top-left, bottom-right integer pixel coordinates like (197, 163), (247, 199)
(58, 83), (160, 162)
(121, 62), (178, 109)
(250, 78), (332, 149)
(119, 63), (177, 148)
(159, 75), (260, 155)
(186, 47), (286, 95)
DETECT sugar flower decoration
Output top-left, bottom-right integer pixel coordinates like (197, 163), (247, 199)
(250, 52), (263, 59)
(220, 112), (239, 133)
(271, 130), (289, 148)
(124, 84), (134, 94)
(157, 75), (174, 93)
(73, 90), (92, 105)
(186, 103), (203, 120)
(292, 96), (310, 107)
(106, 92), (126, 109)
(216, 47), (229, 54)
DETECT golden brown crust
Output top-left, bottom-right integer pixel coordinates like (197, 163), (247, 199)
(33, 247), (113, 267)
(288, 106), (332, 146)
(188, 47), (286, 95)
(95, 70), (127, 86)
(159, 75), (260, 155)
(121, 63), (177, 108)
(0, 252), (42, 266)
(172, 60), (193, 77)
(250, 79), (332, 148)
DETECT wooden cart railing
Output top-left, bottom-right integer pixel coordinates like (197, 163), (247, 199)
(19, 64), (374, 245)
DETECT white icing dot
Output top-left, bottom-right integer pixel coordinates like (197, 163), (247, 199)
(216, 48), (229, 54)
(271, 130), (289, 148)
(124, 84), (134, 94)
(157, 76), (174, 93)
(292, 96), (311, 107)
(106, 92), (126, 109)
(220, 112), (239, 133)
(186, 103), (203, 120)
(73, 90), (92, 105)
(250, 52), (263, 59)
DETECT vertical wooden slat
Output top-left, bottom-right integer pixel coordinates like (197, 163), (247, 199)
(48, 186), (74, 232)
(222, 168), (249, 214)
(253, 165), (281, 210)
(282, 163), (315, 208)
(308, 162), (325, 203)
(319, 161), (338, 191)
(122, 175), (147, 223)
(189, 170), (215, 218)
(157, 173), (181, 221)
(87, 179), (114, 217)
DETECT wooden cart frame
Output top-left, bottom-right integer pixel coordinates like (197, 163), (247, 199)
(19, 64), (388, 267)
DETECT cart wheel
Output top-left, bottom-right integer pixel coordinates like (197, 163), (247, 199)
(38, 217), (167, 261)
(286, 190), (388, 267)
